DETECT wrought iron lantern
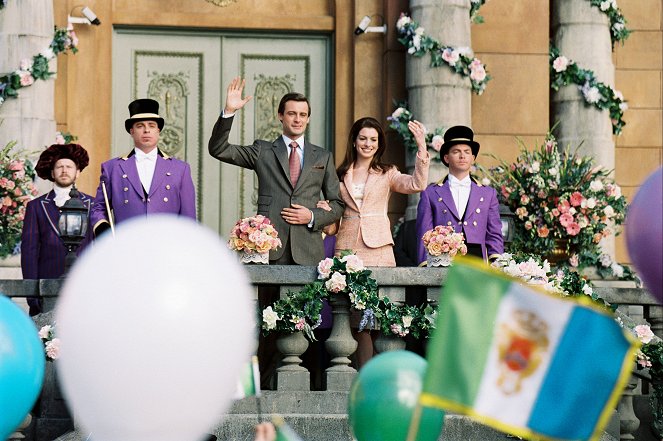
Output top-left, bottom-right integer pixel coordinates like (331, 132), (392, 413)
(499, 203), (516, 243)
(58, 185), (89, 273)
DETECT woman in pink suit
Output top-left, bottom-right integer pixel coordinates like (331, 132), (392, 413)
(322, 117), (429, 266)
(319, 117), (429, 366)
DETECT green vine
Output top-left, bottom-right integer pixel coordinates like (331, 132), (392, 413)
(396, 13), (490, 95)
(586, 0), (631, 48)
(550, 45), (627, 135)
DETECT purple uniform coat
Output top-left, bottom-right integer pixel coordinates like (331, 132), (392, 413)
(416, 180), (504, 265)
(90, 151), (196, 230)
(21, 190), (93, 279)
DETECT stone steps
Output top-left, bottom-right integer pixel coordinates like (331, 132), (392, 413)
(53, 391), (620, 441)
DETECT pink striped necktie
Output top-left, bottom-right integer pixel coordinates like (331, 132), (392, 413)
(289, 141), (301, 187)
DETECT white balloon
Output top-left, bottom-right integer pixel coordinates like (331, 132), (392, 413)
(56, 216), (255, 441)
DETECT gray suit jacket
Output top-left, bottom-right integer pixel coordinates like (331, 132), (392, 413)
(208, 115), (344, 265)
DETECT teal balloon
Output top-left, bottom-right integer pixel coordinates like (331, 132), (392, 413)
(0, 295), (45, 439)
(348, 350), (445, 441)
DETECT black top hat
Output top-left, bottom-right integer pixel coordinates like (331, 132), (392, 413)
(124, 99), (165, 133)
(439, 125), (480, 167)
(35, 144), (90, 181)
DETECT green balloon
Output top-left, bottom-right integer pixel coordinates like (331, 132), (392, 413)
(348, 350), (445, 441)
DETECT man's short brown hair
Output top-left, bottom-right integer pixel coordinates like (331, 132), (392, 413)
(278, 92), (311, 116)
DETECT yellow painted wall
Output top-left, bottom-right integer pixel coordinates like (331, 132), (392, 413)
(52, 0), (662, 263)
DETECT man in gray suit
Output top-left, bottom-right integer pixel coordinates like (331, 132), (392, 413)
(209, 77), (344, 265)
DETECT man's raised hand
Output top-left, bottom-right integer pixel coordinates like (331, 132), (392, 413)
(224, 77), (253, 114)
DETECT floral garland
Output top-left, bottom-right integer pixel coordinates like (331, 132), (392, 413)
(38, 324), (60, 361)
(387, 102), (444, 156)
(470, 0), (489, 24)
(0, 26), (78, 107)
(550, 45), (627, 135)
(587, 0), (631, 47)
(396, 13), (490, 95)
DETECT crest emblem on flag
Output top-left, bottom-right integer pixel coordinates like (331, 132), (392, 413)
(496, 309), (549, 395)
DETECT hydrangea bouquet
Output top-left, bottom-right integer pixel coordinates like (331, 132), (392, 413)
(1, 140), (38, 258)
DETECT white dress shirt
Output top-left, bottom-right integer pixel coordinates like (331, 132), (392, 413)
(135, 148), (158, 193)
(448, 174), (472, 218)
(282, 135), (305, 170)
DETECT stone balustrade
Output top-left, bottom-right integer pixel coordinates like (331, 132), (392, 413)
(1, 268), (659, 440)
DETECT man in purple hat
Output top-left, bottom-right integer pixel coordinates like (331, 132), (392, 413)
(416, 125), (503, 265)
(21, 143), (93, 315)
(90, 98), (196, 236)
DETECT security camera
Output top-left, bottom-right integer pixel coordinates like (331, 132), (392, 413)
(81, 6), (101, 25)
(354, 15), (387, 35)
(68, 5), (101, 26)
(355, 15), (372, 35)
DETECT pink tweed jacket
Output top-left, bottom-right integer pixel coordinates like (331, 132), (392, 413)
(331, 153), (429, 263)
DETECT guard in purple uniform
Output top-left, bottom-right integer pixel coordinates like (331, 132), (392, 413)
(21, 143), (93, 315)
(90, 99), (196, 236)
(416, 125), (504, 265)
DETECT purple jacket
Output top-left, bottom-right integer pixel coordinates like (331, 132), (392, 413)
(416, 180), (504, 264)
(21, 190), (93, 279)
(90, 151), (196, 231)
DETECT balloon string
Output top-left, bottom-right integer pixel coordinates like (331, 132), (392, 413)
(84, 433), (92, 441)
(406, 402), (423, 441)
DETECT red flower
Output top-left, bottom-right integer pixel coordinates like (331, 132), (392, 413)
(566, 222), (580, 236)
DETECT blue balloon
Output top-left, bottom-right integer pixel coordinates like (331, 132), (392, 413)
(0, 294), (45, 439)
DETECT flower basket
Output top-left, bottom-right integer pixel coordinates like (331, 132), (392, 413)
(238, 250), (269, 265)
(421, 225), (467, 267)
(227, 215), (281, 264)
(427, 252), (452, 267)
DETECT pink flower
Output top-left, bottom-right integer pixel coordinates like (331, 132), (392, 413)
(317, 258), (334, 279)
(5, 180), (16, 190)
(38, 325), (52, 339)
(635, 325), (654, 344)
(2, 196), (12, 207)
(325, 272), (347, 293)
(557, 199), (571, 213)
(294, 318), (306, 331)
(525, 221), (533, 230)
(551, 208), (560, 217)
(469, 59), (487, 82)
(18, 71), (34, 87)
(45, 338), (61, 360)
(441, 48), (459, 66)
(520, 194), (530, 205)
(55, 132), (66, 145)
(559, 213), (574, 227)
(8, 160), (24, 172)
(430, 135), (443, 152)
(565, 222), (580, 236)
(515, 207), (528, 219)
(569, 191), (583, 207)
(341, 254), (365, 273)
(552, 56), (569, 73)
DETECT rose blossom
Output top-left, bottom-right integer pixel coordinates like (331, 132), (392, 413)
(45, 338), (61, 360)
(55, 132), (66, 145)
(469, 59), (486, 82)
(552, 56), (569, 73)
(38, 325), (52, 339)
(635, 325), (655, 344)
(18, 71), (34, 87)
(396, 14), (412, 29)
(325, 272), (347, 293)
(537, 225), (549, 238)
(551, 208), (560, 217)
(558, 199), (571, 213)
(520, 194), (530, 205)
(441, 48), (460, 66)
(430, 135), (443, 152)
(525, 221), (533, 230)
(317, 258), (334, 279)
(577, 215), (589, 229)
(603, 205), (615, 218)
(342, 254), (365, 272)
(391, 107), (405, 119)
(262, 306), (280, 330)
(589, 180), (604, 192)
(515, 207), (528, 219)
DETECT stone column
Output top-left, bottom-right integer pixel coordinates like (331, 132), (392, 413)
(405, 0), (472, 219)
(551, 0), (616, 257)
(0, 0), (56, 194)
